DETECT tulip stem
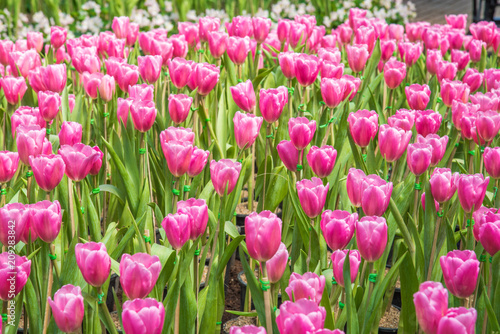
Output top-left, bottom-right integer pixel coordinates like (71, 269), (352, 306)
(42, 249), (54, 334)
(426, 204), (442, 281)
(102, 103), (109, 232)
(194, 240), (200, 334)
(261, 124), (271, 207)
(288, 79), (293, 120)
(97, 286), (118, 334)
(261, 262), (273, 334)
(0, 184), (5, 207)
(68, 178), (76, 238)
(482, 261), (493, 334)
(248, 143), (255, 211)
(175, 250), (181, 334)
(307, 223), (312, 271)
(2, 108), (5, 150)
(206, 194), (224, 284)
(413, 175), (420, 228)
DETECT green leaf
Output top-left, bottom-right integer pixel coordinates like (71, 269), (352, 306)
(264, 166), (289, 212)
(343, 250), (359, 334)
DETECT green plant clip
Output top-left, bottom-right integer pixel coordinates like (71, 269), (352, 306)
(139, 148), (147, 154)
(238, 159), (243, 163)
(237, 79), (243, 83)
(143, 236), (151, 244)
(362, 154), (367, 162)
(368, 273), (378, 283)
(319, 117), (336, 128)
(46, 128), (52, 135)
(0, 189), (6, 195)
(273, 307), (277, 312)
(468, 150), (475, 156)
(92, 188), (100, 194)
(437, 211), (444, 217)
(455, 142), (459, 147)
(480, 255), (487, 262)
(198, 49), (205, 54)
(1, 313), (7, 322)
(97, 292), (105, 305)
(80, 207), (85, 214)
(298, 103), (308, 113)
(319, 101), (326, 106)
(103, 112), (110, 118)
(256, 50), (262, 55)
(190, 106), (199, 112)
(332, 277), (337, 285)
(260, 279), (271, 291)
(437, 97), (443, 104)
(296, 164), (303, 171)
(25, 171), (33, 178)
(480, 146), (485, 153)
(414, 183), (422, 190)
(216, 322), (222, 325)
(205, 118), (211, 122)
(90, 118), (95, 125)
(194, 249), (200, 256)
(385, 106), (393, 110)
(184, 185), (191, 192)
(466, 219), (475, 227)
(49, 253), (57, 260)
(339, 302), (345, 309)
(266, 133), (275, 139)
(494, 187), (498, 200)
(288, 87), (295, 96)
(172, 189), (180, 196)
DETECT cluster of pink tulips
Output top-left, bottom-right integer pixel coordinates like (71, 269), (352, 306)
(1, 5), (500, 334)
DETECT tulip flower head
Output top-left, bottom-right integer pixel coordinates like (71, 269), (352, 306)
(296, 177), (329, 219)
(331, 250), (361, 287)
(48, 285), (84, 333)
(348, 109), (378, 148)
(120, 253), (162, 299)
(267, 242), (288, 284)
(29, 154), (65, 192)
(210, 159), (242, 196)
(413, 281), (448, 334)
(245, 211), (283, 262)
(75, 242), (111, 287)
(285, 272), (325, 304)
(356, 216), (388, 262)
(457, 174), (490, 213)
(122, 298), (165, 334)
(440, 250), (479, 299)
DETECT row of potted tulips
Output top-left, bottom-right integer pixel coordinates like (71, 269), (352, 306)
(0, 7), (499, 334)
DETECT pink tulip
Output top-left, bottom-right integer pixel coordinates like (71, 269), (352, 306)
(277, 19), (292, 43)
(168, 94), (192, 125)
(27, 32), (43, 52)
(233, 111), (263, 150)
(72, 47), (101, 74)
(336, 24), (353, 45)
(421, 192), (440, 213)
(259, 86), (288, 123)
(207, 31), (228, 59)
(348, 109), (378, 148)
(426, 49), (443, 76)
(162, 140), (193, 178)
(331, 250), (361, 287)
(320, 61), (344, 80)
(116, 64), (139, 92)
(388, 109), (415, 131)
(160, 127), (195, 144)
(122, 298), (165, 334)
(50, 26), (67, 49)
(446, 14), (467, 29)
(162, 212), (191, 250)
(457, 174), (490, 213)
(460, 111), (479, 141)
(307, 145), (337, 178)
(230, 326), (266, 334)
(440, 79), (470, 107)
(129, 83), (154, 101)
(342, 75), (361, 101)
(288, 117), (316, 150)
(277, 140), (299, 172)
(277, 299), (326, 334)
(473, 207), (498, 241)
(405, 84), (430, 110)
(14, 39), (28, 52)
(0, 252), (31, 301)
(0, 40), (12, 66)
(398, 42), (423, 67)
(227, 36), (251, 65)
(388, 24), (404, 41)
(451, 101), (478, 131)
(413, 281), (448, 334)
(11, 107), (45, 137)
(168, 34), (187, 58)
(286, 272), (325, 304)
(476, 111), (500, 143)
(199, 17), (220, 42)
(89, 146), (103, 176)
(484, 147), (500, 179)
(226, 16), (253, 37)
(112, 16), (130, 39)
(187, 147), (209, 178)
(231, 80), (256, 112)
(75, 242), (111, 287)
(58, 143), (101, 181)
(321, 210), (357, 251)
(415, 110), (442, 137)
(178, 22), (199, 48)
(356, 216), (387, 262)
(469, 39), (486, 63)
(380, 39), (396, 62)
(346, 168), (367, 207)
(167, 58), (192, 89)
(288, 22), (308, 49)
(279, 52), (296, 79)
(406, 143), (433, 176)
(48, 285), (84, 333)
(252, 17), (272, 43)
(29, 154), (65, 192)
(0, 151), (19, 183)
(210, 159), (242, 196)
(38, 91), (61, 122)
(346, 44), (370, 73)
(349, 8), (367, 28)
(194, 63), (220, 96)
(120, 253), (161, 299)
(177, 198), (208, 240)
(378, 124), (412, 162)
(104, 56), (125, 77)
(447, 30), (465, 50)
(384, 60), (406, 89)
(117, 97), (133, 126)
(463, 68), (483, 93)
(30, 200), (62, 243)
(320, 77), (346, 108)
(470, 92), (499, 112)
(8, 50), (40, 77)
(16, 125), (46, 165)
(28, 67), (46, 93)
(149, 39), (173, 67)
(82, 72), (103, 99)
(245, 211), (282, 262)
(437, 60), (458, 83)
(423, 27), (441, 50)
(295, 54), (320, 87)
(484, 68), (500, 91)
(0, 203), (29, 245)
(428, 168), (459, 204)
(267, 242), (288, 284)
(451, 50), (470, 71)
(130, 100), (157, 132)
(318, 48), (340, 65)
(437, 307), (477, 334)
(478, 212), (500, 256)
(136, 55), (162, 85)
(40, 64), (67, 93)
(360, 175), (393, 216)
(354, 25), (376, 53)
(440, 250), (479, 299)
(296, 177), (329, 219)
(0, 76), (27, 105)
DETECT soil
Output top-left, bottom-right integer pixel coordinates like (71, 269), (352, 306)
(223, 316), (257, 333)
(111, 312), (123, 331)
(236, 201), (259, 215)
(200, 265), (209, 284)
(379, 305), (400, 329)
(384, 268), (401, 289)
(221, 259), (244, 330)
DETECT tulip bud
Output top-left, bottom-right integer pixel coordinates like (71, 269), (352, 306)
(321, 210), (357, 251)
(130, 100), (157, 132)
(417, 134), (448, 166)
(288, 117), (316, 150)
(441, 79), (470, 108)
(117, 97), (133, 126)
(162, 212), (191, 250)
(116, 63), (139, 92)
(360, 175), (393, 216)
(346, 44), (370, 73)
(233, 111), (263, 150)
(278, 52), (296, 80)
(259, 86), (288, 123)
(451, 49), (470, 71)
(120, 253), (162, 299)
(428, 168), (460, 204)
(405, 84), (431, 110)
(161, 140), (194, 178)
(277, 140), (299, 172)
(277, 300), (326, 334)
(440, 250), (479, 299)
(8, 49), (41, 78)
(348, 109), (378, 148)
(227, 36), (251, 65)
(414, 281), (448, 334)
(415, 110), (442, 138)
(484, 147), (500, 179)
(378, 124), (412, 162)
(473, 207), (498, 241)
(320, 77), (346, 108)
(267, 242), (288, 284)
(457, 174), (490, 213)
(331, 250), (361, 287)
(30, 200), (62, 243)
(187, 147), (209, 178)
(48, 285), (84, 333)
(407, 143), (433, 176)
(356, 216), (387, 262)
(29, 154), (65, 193)
(478, 212), (500, 256)
(59, 121), (82, 146)
(0, 151), (20, 183)
(295, 54), (320, 87)
(194, 63), (220, 96)
(253, 17), (272, 43)
(296, 177), (329, 219)
(82, 72), (103, 99)
(383, 60), (406, 89)
(321, 61), (344, 79)
(398, 42), (423, 67)
(58, 143), (100, 181)
(0, 76), (27, 105)
(346, 168), (366, 207)
(40, 64), (67, 93)
(75, 242), (111, 287)
(245, 211), (282, 262)
(230, 80), (256, 112)
(122, 298), (165, 334)
(177, 198), (208, 240)
(0, 203), (29, 246)
(307, 145), (337, 178)
(463, 68), (483, 93)
(286, 272), (325, 304)
(210, 159), (242, 196)
(16, 125), (46, 165)
(0, 40), (13, 66)
(437, 307), (477, 334)
(38, 91), (61, 122)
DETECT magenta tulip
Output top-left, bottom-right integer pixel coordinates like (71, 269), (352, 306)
(187, 147), (209, 178)
(429, 168), (459, 204)
(227, 36), (251, 65)
(288, 117), (316, 150)
(331, 250), (361, 287)
(417, 134), (449, 166)
(321, 210), (357, 251)
(259, 86), (288, 123)
(321, 61), (344, 80)
(463, 68), (483, 93)
(267, 242), (288, 284)
(320, 77), (346, 108)
(378, 124), (412, 162)
(278, 52), (296, 80)
(398, 42), (422, 67)
(245, 211), (282, 262)
(230, 325), (266, 334)
(162, 212), (191, 250)
(384, 60), (406, 89)
(470, 92), (499, 112)
(38, 91), (61, 122)
(440, 250), (479, 299)
(162, 140), (194, 178)
(407, 143), (433, 176)
(30, 200), (62, 243)
(122, 298), (165, 334)
(348, 109), (378, 148)
(89, 146), (103, 176)
(177, 198), (208, 240)
(0, 253), (31, 301)
(194, 63), (220, 96)
(168, 94), (192, 125)
(484, 147), (500, 179)
(296, 177), (329, 219)
(295, 54), (320, 87)
(457, 174), (490, 213)
(49, 26), (66, 50)
(276, 299), (326, 334)
(160, 127), (195, 144)
(437, 307), (477, 334)
(8, 49), (40, 78)
(231, 80), (256, 112)
(440, 79), (470, 107)
(130, 100), (157, 132)
(346, 44), (370, 73)
(210, 159), (242, 196)
(48, 285), (84, 333)
(117, 97), (133, 126)
(306, 145), (337, 178)
(16, 125), (46, 165)
(207, 31), (228, 59)
(11, 106), (46, 137)
(346, 168), (366, 207)
(356, 216), (387, 262)
(277, 140), (299, 172)
(286, 272), (325, 304)
(437, 60), (458, 83)
(116, 64), (139, 92)
(427, 49), (443, 75)
(167, 58), (192, 89)
(0, 76), (27, 105)
(178, 22), (198, 48)
(120, 253), (162, 299)
(413, 281), (448, 334)
(476, 111), (500, 143)
(58, 144), (101, 181)
(405, 84), (430, 110)
(474, 207), (498, 241)
(478, 212), (500, 256)
(451, 49), (470, 71)
(0, 203), (29, 246)
(29, 154), (65, 192)
(82, 72), (103, 99)
(59, 121), (82, 147)
(75, 242), (111, 287)
(360, 175), (393, 216)
(233, 111), (263, 150)
(0, 151), (19, 183)
(388, 109), (415, 131)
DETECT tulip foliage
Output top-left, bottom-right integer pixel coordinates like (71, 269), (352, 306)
(0, 8), (500, 334)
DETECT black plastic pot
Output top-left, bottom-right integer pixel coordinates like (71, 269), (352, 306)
(237, 271), (281, 311)
(378, 305), (401, 333)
